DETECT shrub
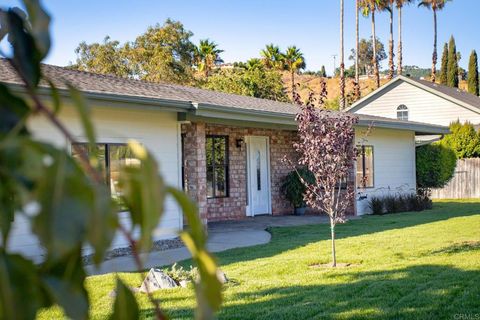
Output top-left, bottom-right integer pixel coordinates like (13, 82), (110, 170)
(439, 121), (480, 159)
(368, 193), (432, 215)
(281, 167), (315, 208)
(416, 144), (457, 189)
(368, 196), (384, 215)
(163, 263), (198, 284)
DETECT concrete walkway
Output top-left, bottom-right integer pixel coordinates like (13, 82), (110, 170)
(86, 215), (329, 275)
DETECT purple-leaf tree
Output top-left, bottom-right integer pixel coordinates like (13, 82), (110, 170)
(292, 88), (358, 267)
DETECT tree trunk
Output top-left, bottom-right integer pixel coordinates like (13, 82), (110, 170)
(291, 69), (295, 99)
(354, 0), (360, 100)
(388, 6), (394, 80)
(431, 9), (437, 82)
(397, 5), (403, 76)
(330, 220), (337, 267)
(339, 0), (345, 110)
(372, 9), (380, 88)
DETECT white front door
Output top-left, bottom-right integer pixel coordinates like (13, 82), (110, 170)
(246, 136), (271, 216)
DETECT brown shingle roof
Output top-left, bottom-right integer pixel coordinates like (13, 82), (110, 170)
(0, 59), (298, 115)
(0, 59), (448, 134)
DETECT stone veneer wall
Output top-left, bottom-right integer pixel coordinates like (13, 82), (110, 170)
(182, 122), (355, 222)
(182, 122), (298, 222)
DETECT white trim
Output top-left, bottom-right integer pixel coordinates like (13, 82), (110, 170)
(176, 123), (184, 229)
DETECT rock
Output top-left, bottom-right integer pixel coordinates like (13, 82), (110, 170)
(216, 270), (228, 284)
(179, 280), (190, 288)
(139, 268), (178, 293)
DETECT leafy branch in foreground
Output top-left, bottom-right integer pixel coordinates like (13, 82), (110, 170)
(0, 1), (221, 319)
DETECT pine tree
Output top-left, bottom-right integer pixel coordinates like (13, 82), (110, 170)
(468, 50), (479, 96)
(320, 65), (327, 77)
(447, 36), (459, 88)
(439, 43), (448, 85)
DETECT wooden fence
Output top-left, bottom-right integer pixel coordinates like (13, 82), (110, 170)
(431, 158), (480, 199)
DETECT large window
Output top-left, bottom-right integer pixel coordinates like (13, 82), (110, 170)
(206, 136), (229, 198)
(397, 104), (408, 120)
(356, 145), (374, 188)
(71, 143), (139, 201)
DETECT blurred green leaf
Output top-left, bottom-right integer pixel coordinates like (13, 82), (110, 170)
(167, 186), (222, 318)
(88, 183), (117, 265)
(4, 9), (42, 88)
(0, 252), (51, 320)
(40, 247), (88, 320)
(110, 278), (139, 320)
(118, 141), (165, 251)
(0, 82), (31, 136)
(47, 79), (61, 114)
(67, 84), (95, 149)
(23, 0), (51, 59)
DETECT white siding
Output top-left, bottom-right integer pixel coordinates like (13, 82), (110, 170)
(7, 103), (182, 262)
(355, 81), (480, 126)
(355, 127), (416, 215)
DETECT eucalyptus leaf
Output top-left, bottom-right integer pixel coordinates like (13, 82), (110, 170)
(5, 9), (42, 88)
(40, 247), (88, 320)
(23, 0), (51, 59)
(0, 252), (51, 320)
(67, 84), (95, 149)
(167, 186), (222, 316)
(118, 141), (165, 251)
(110, 278), (139, 320)
(0, 81), (31, 136)
(47, 79), (61, 114)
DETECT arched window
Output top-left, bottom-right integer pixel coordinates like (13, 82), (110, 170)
(397, 104), (408, 120)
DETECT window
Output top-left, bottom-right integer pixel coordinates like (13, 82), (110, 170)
(356, 145), (374, 188)
(206, 136), (229, 198)
(71, 143), (140, 201)
(397, 104), (408, 120)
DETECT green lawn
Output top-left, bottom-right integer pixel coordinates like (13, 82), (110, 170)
(39, 200), (480, 319)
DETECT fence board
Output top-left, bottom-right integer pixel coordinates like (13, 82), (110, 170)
(431, 158), (480, 199)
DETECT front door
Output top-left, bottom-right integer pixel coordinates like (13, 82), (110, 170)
(246, 136), (271, 216)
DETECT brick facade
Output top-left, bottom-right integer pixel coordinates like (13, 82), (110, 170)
(181, 122), (355, 222)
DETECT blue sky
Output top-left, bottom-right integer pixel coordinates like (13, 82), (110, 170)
(1, 0), (479, 74)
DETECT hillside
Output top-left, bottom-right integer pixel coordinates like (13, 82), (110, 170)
(282, 72), (469, 109)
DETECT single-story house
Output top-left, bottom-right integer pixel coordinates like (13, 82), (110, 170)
(347, 75), (480, 127)
(0, 60), (448, 261)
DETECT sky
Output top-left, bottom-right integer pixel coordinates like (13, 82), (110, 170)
(1, 0), (479, 75)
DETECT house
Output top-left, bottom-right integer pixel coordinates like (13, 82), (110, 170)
(347, 75), (480, 127)
(0, 60), (448, 261)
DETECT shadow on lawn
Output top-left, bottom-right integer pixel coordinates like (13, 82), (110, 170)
(206, 201), (480, 267)
(144, 264), (480, 319)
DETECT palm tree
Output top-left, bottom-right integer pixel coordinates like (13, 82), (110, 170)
(380, 0), (395, 79)
(194, 39), (224, 79)
(419, 0), (450, 82)
(395, 0), (414, 76)
(260, 44), (283, 70)
(281, 46), (306, 97)
(339, 0), (346, 109)
(360, 0), (381, 88)
(245, 58), (263, 71)
(354, 0), (361, 100)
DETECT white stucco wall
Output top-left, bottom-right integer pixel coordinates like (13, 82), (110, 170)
(7, 101), (182, 262)
(355, 126), (417, 215)
(354, 81), (480, 126)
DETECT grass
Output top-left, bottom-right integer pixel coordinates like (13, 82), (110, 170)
(39, 199), (480, 319)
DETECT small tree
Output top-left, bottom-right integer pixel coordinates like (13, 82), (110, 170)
(468, 50), (479, 96)
(447, 36), (459, 88)
(439, 42), (449, 85)
(292, 92), (358, 267)
(440, 121), (480, 158)
(320, 65), (327, 77)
